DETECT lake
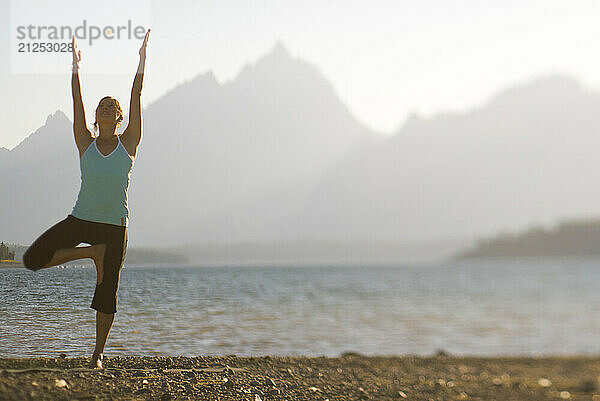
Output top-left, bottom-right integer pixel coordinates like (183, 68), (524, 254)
(2, 258), (600, 358)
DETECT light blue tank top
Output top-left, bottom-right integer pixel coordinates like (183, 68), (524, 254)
(71, 136), (134, 227)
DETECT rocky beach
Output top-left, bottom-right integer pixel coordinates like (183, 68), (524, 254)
(2, 354), (600, 400)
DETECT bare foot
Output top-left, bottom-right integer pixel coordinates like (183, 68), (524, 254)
(92, 244), (106, 285)
(88, 352), (104, 369)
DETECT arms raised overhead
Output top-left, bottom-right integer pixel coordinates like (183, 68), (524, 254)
(122, 29), (150, 157)
(71, 35), (92, 147)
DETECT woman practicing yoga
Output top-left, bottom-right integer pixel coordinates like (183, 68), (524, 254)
(23, 30), (150, 369)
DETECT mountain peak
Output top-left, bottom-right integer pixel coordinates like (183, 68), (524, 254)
(251, 41), (293, 69)
(45, 110), (69, 125)
(268, 41), (290, 59)
(231, 40), (305, 86)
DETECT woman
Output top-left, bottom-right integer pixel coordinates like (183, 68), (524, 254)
(22, 30), (150, 369)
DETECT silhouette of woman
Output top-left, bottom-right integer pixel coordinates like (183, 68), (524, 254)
(23, 30), (150, 369)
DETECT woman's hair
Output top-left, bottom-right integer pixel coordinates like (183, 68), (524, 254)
(93, 96), (124, 131)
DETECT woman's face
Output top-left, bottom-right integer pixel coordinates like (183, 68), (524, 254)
(96, 98), (119, 126)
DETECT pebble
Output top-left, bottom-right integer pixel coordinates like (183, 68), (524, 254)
(142, 379), (149, 385)
(458, 365), (470, 374)
(559, 391), (571, 399)
(398, 390), (407, 398)
(308, 386), (319, 392)
(538, 378), (552, 387)
(54, 378), (68, 388)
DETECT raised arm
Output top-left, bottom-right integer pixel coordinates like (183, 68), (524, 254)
(71, 36), (92, 151)
(122, 29), (150, 158)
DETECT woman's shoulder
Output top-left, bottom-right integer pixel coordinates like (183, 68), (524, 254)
(76, 135), (95, 159)
(119, 134), (137, 159)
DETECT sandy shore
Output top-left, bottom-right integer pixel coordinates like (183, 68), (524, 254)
(2, 354), (600, 400)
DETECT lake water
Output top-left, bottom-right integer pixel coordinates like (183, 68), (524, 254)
(2, 258), (600, 358)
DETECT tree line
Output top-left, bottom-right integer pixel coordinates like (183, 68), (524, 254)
(0, 242), (16, 260)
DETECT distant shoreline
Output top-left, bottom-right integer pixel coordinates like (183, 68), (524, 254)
(1, 354), (600, 400)
(454, 217), (600, 260)
(0, 260), (23, 268)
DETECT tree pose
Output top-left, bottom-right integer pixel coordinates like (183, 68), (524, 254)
(23, 30), (150, 369)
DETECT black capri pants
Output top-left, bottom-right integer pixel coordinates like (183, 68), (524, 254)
(23, 214), (128, 314)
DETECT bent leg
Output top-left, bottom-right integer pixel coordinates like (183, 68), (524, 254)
(23, 216), (83, 271)
(40, 244), (100, 270)
(24, 216), (107, 277)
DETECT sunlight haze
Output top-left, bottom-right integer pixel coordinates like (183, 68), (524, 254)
(2, 0), (600, 148)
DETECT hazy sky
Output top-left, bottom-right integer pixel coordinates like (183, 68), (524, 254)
(2, 0), (600, 149)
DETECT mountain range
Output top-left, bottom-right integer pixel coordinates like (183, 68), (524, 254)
(2, 42), (600, 263)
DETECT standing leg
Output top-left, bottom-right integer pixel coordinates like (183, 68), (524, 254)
(90, 311), (115, 369)
(88, 225), (128, 369)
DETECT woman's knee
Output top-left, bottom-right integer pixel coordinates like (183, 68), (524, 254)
(23, 245), (50, 271)
(23, 216), (82, 271)
(23, 246), (40, 271)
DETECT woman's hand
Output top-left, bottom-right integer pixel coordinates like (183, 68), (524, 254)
(72, 35), (82, 65)
(139, 29), (150, 58)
